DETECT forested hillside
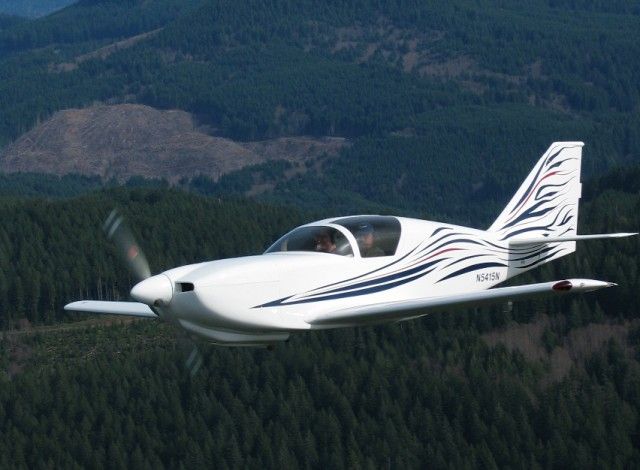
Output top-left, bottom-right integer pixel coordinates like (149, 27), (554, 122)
(0, 0), (74, 18)
(0, 169), (638, 467)
(0, 188), (309, 327)
(0, 167), (638, 327)
(1, 1), (639, 467)
(1, 313), (638, 468)
(0, 1), (639, 214)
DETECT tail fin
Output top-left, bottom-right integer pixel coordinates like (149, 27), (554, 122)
(488, 142), (583, 244)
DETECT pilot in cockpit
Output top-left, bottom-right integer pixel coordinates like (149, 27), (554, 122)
(314, 229), (337, 254)
(356, 223), (385, 257)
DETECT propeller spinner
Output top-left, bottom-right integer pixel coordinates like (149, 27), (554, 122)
(130, 274), (173, 306)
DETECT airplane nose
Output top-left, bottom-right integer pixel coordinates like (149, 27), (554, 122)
(130, 274), (173, 306)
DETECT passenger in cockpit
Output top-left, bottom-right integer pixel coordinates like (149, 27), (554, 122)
(356, 223), (385, 257)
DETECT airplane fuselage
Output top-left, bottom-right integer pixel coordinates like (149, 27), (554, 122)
(67, 142), (628, 347)
(148, 216), (571, 345)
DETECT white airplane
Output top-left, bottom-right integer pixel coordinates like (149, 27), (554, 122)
(66, 142), (636, 348)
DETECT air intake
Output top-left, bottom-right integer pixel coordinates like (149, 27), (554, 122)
(177, 282), (194, 292)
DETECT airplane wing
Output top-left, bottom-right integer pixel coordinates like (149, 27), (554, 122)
(64, 300), (158, 318)
(307, 278), (614, 327)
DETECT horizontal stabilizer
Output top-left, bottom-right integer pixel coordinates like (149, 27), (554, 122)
(64, 300), (157, 318)
(509, 232), (637, 246)
(307, 278), (614, 327)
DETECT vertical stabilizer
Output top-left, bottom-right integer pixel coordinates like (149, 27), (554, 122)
(488, 142), (583, 245)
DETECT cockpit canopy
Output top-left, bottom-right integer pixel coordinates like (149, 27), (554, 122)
(265, 216), (401, 258)
(265, 226), (354, 256)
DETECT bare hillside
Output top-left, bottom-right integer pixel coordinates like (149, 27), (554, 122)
(0, 104), (348, 182)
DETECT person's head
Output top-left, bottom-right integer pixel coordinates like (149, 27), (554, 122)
(356, 223), (374, 248)
(314, 230), (336, 253)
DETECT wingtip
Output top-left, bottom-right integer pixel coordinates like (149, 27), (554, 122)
(616, 232), (638, 238)
(64, 300), (88, 311)
(562, 279), (619, 293)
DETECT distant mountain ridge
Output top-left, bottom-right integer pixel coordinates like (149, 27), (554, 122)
(0, 0), (75, 18)
(0, 104), (347, 183)
(0, 0), (638, 218)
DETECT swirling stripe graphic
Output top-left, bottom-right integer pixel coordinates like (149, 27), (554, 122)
(255, 226), (563, 308)
(255, 144), (582, 308)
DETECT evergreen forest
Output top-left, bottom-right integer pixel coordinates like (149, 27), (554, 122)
(0, 169), (638, 468)
(0, 1), (639, 468)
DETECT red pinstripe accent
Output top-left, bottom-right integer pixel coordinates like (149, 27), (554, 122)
(425, 247), (463, 260)
(505, 170), (559, 224)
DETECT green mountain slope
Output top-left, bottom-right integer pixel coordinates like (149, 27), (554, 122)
(0, 3), (639, 467)
(0, 169), (638, 467)
(1, 313), (638, 468)
(0, 1), (638, 216)
(0, 0), (74, 18)
(1, 0), (638, 141)
(0, 188), (309, 326)
(0, 165), (637, 326)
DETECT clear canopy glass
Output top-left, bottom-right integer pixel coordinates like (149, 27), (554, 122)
(265, 226), (354, 256)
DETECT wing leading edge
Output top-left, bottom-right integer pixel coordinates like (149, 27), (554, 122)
(307, 278), (615, 327)
(65, 300), (157, 318)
